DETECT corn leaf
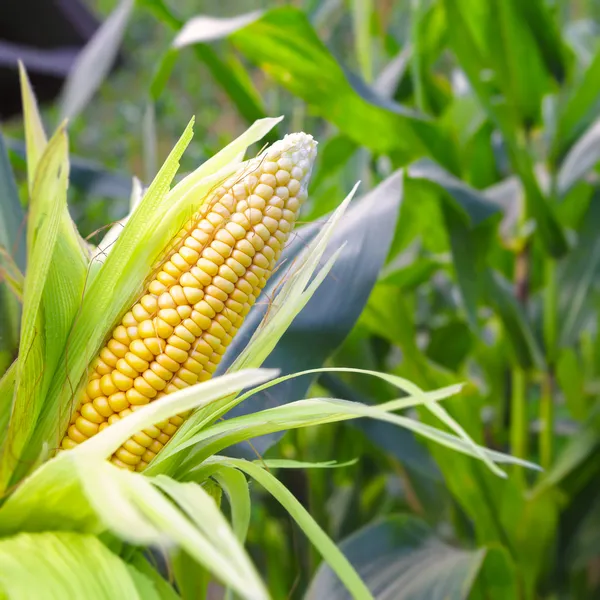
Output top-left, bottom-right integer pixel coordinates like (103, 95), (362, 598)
(0, 132), (24, 377)
(305, 515), (518, 600)
(0, 126), (70, 492)
(175, 8), (456, 170)
(207, 455), (374, 600)
(60, 0), (134, 121)
(0, 532), (143, 599)
(211, 467), (251, 544)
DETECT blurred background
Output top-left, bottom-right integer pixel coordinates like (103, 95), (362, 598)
(2, 0), (600, 598)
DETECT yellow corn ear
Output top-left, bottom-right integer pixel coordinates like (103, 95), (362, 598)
(60, 133), (317, 470)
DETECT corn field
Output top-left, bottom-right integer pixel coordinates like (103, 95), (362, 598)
(1, 0), (600, 598)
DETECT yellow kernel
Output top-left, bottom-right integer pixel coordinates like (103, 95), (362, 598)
(226, 222), (248, 240)
(191, 266), (214, 286)
(279, 219), (292, 234)
(170, 377), (188, 390)
(231, 212), (251, 229)
(108, 392), (128, 412)
(125, 352), (149, 373)
(177, 305), (193, 319)
(144, 337), (164, 356)
(149, 440), (164, 454)
(183, 287), (204, 305)
(180, 272), (202, 288)
(108, 414), (121, 426)
(170, 285), (188, 306)
(134, 377), (158, 398)
(182, 318), (202, 337)
(277, 186), (290, 201)
(165, 345), (188, 363)
(170, 415), (185, 426)
(193, 339), (214, 357)
(143, 369), (167, 391)
(93, 396), (114, 418)
(291, 166), (304, 180)
(123, 439), (146, 456)
(190, 310), (211, 330)
(215, 228), (236, 247)
(226, 298), (244, 313)
(212, 240), (233, 258)
(158, 308), (181, 327)
(268, 196), (284, 209)
(179, 246), (200, 264)
(207, 212), (225, 227)
(157, 271), (177, 286)
(131, 339), (154, 361)
(253, 253), (270, 269)
(132, 304), (151, 322)
(133, 432), (153, 447)
(174, 324), (195, 344)
(204, 333), (222, 351)
(99, 373), (118, 396)
(287, 178), (301, 195)
(62, 437), (78, 450)
(116, 358), (138, 379)
(126, 386), (150, 408)
(265, 206), (283, 221)
(225, 258), (246, 278)
(208, 321), (227, 341)
(191, 228), (212, 244)
(138, 319), (157, 338)
(205, 285), (228, 303)
(168, 335), (191, 352)
(136, 461), (148, 472)
(115, 447), (141, 466)
(86, 379), (102, 399)
(158, 293), (176, 309)
(113, 326), (130, 345)
(157, 433), (171, 445)
(236, 279), (253, 296)
(156, 354), (180, 372)
(171, 253), (189, 271)
(213, 276), (235, 294)
(122, 312), (137, 328)
(189, 350), (209, 365)
(140, 295), (158, 314)
(182, 358), (203, 375)
(150, 361), (172, 381)
(68, 424), (87, 443)
(141, 450), (156, 463)
(149, 280), (167, 295)
(260, 173), (277, 187)
(163, 261), (181, 278)
(153, 318), (174, 339)
(107, 339), (128, 358)
(99, 348), (118, 368)
(75, 416), (99, 437)
(112, 370), (133, 392)
(81, 403), (104, 424)
(218, 264), (239, 284)
(127, 326), (140, 341)
(247, 232), (265, 251)
(276, 170), (290, 185)
(111, 457), (135, 471)
(232, 183), (247, 199)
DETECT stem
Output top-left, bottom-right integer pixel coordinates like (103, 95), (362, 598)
(541, 259), (557, 471)
(510, 366), (528, 486)
(540, 372), (554, 470)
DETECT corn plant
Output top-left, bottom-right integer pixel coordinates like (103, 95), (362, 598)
(0, 62), (536, 599)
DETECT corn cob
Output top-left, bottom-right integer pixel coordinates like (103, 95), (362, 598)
(60, 133), (317, 471)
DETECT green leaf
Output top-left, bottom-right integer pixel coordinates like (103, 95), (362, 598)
(144, 0), (267, 127)
(557, 118), (600, 195)
(557, 44), (600, 154)
(305, 515), (515, 600)
(0, 131), (24, 376)
(208, 456), (374, 600)
(0, 125), (71, 492)
(0, 532), (142, 599)
(212, 467), (251, 544)
(557, 190), (600, 346)
(60, 0), (134, 121)
(483, 270), (545, 370)
(176, 7), (457, 170)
